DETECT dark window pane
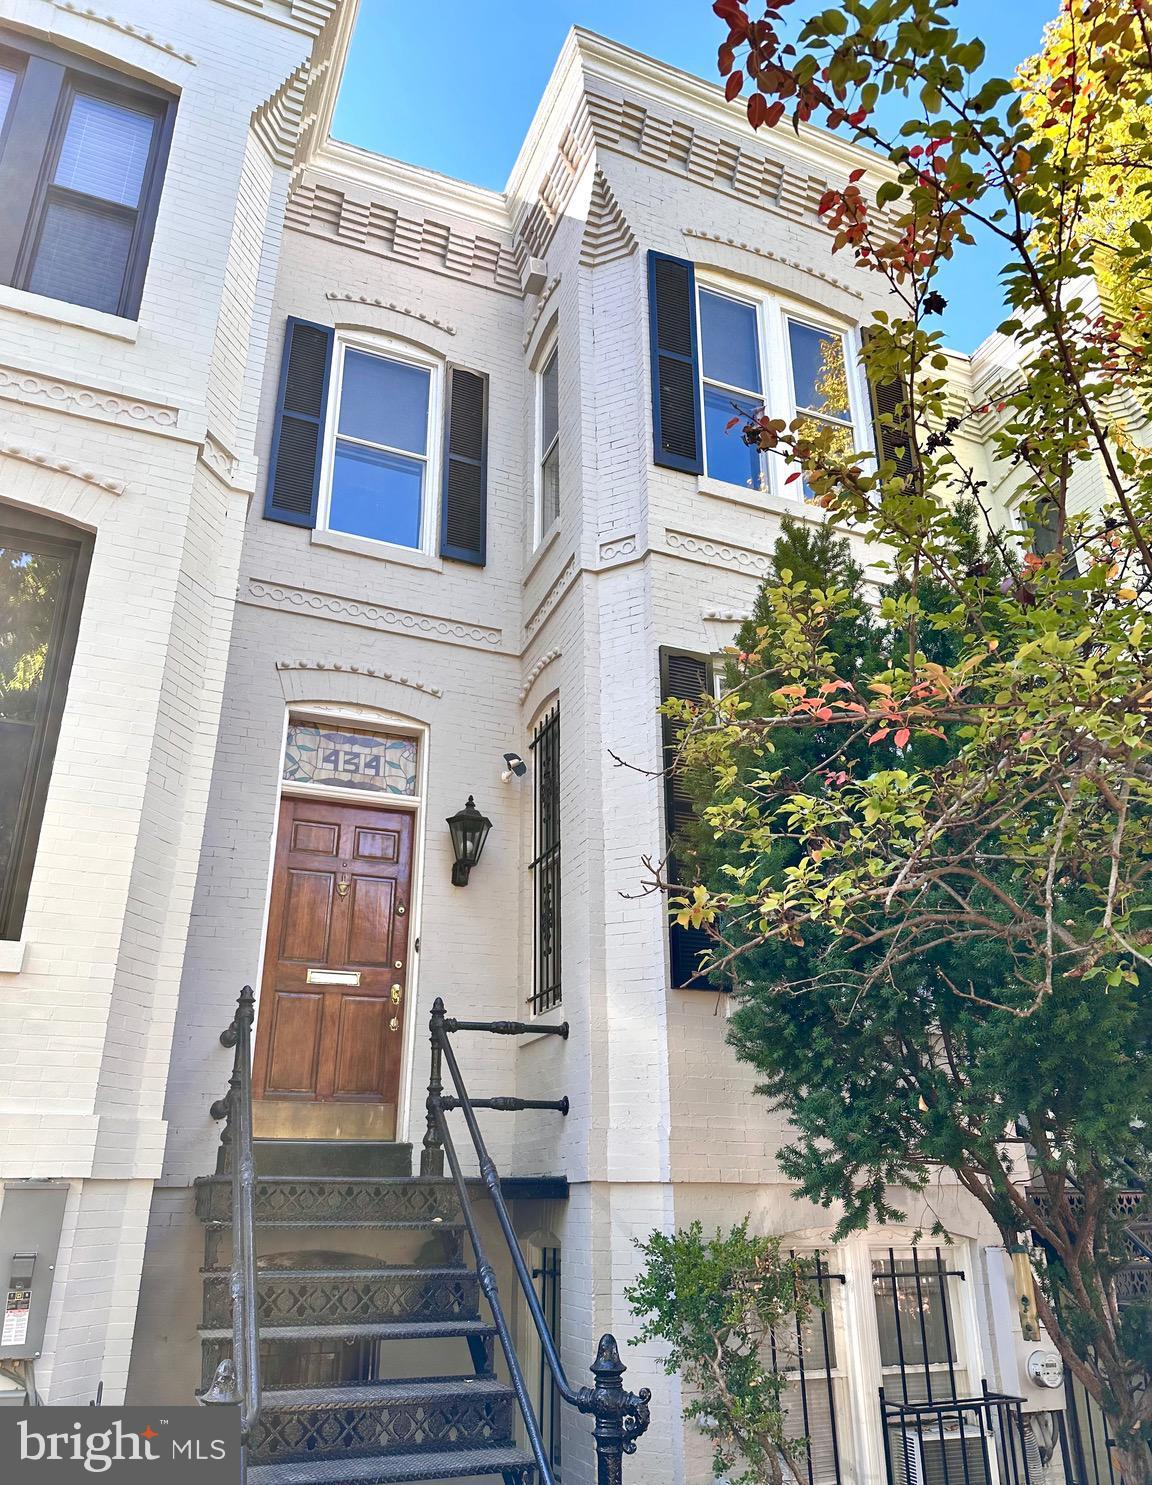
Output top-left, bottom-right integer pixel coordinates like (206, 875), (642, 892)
(329, 440), (423, 548)
(789, 320), (851, 420)
(27, 197), (133, 313)
(700, 290), (761, 391)
(0, 66), (17, 137)
(0, 547), (64, 724)
(541, 350), (559, 451)
(703, 385), (762, 487)
(338, 350), (429, 454)
(54, 93), (155, 207)
(0, 542), (66, 907)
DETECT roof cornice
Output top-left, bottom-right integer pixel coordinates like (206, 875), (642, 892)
(311, 138), (511, 234)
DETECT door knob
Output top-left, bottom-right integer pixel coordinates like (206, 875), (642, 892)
(391, 984), (402, 1004)
(389, 1016), (400, 1032)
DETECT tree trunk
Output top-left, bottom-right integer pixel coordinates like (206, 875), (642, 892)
(1110, 1438), (1152, 1485)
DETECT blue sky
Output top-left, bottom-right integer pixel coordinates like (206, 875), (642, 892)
(333, 0), (1056, 352)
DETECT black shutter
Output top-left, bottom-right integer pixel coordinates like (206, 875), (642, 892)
(440, 366), (488, 565)
(659, 646), (717, 989)
(862, 329), (915, 479)
(648, 251), (703, 474)
(1030, 497), (1080, 576)
(263, 317), (334, 527)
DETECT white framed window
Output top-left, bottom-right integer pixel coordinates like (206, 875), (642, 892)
(696, 281), (868, 501)
(320, 338), (440, 553)
(536, 344), (560, 543)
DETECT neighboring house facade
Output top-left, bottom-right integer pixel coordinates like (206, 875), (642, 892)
(0, 6), (1096, 1484)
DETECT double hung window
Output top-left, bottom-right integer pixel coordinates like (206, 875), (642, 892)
(537, 347), (560, 539)
(0, 505), (92, 939)
(697, 283), (864, 500)
(0, 33), (174, 318)
(325, 345), (434, 551)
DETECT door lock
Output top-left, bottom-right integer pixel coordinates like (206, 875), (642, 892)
(396, 903), (405, 915)
(391, 984), (402, 1004)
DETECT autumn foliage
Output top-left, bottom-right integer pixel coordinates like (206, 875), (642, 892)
(653, 0), (1152, 1475)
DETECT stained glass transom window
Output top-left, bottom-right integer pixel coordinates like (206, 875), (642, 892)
(283, 723), (418, 796)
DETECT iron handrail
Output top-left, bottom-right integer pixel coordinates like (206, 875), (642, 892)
(203, 986), (262, 1449)
(420, 997), (651, 1484)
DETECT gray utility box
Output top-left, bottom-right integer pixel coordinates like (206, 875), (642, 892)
(0, 1182), (68, 1360)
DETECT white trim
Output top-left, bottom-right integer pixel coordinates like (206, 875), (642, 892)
(318, 334), (443, 559)
(533, 338), (560, 550)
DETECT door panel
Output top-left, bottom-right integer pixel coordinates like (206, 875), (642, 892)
(253, 795), (414, 1139)
(333, 997), (389, 1096)
(264, 991), (324, 1095)
(279, 871), (335, 962)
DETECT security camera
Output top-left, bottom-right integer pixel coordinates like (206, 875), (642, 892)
(502, 752), (527, 782)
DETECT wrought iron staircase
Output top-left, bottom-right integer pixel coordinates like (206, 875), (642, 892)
(198, 990), (651, 1485)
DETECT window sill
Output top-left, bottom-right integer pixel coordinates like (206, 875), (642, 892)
(697, 475), (829, 524)
(310, 527), (444, 572)
(0, 939), (28, 974)
(0, 283), (139, 342)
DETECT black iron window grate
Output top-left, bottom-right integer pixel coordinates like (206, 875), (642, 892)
(873, 1247), (967, 1406)
(533, 1247), (562, 1476)
(530, 706), (561, 1013)
(769, 1253), (847, 1485)
(880, 1386), (1036, 1485)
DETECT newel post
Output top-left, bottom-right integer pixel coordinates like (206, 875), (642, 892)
(420, 997), (447, 1177)
(579, 1334), (652, 1485)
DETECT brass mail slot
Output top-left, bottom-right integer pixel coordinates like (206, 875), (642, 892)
(306, 969), (361, 986)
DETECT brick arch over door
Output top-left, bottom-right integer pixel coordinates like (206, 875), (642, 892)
(275, 663), (443, 724)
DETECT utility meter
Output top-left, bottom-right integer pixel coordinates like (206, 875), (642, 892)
(1027, 1349), (1065, 1389)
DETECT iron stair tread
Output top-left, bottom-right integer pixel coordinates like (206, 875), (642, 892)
(202, 1219), (464, 1230)
(246, 1445), (536, 1484)
(200, 1319), (497, 1342)
(261, 1376), (513, 1409)
(203, 1267), (473, 1280)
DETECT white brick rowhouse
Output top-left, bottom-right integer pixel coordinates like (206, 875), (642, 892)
(0, 5), (1115, 1483)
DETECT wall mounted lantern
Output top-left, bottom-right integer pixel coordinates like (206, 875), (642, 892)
(447, 796), (492, 886)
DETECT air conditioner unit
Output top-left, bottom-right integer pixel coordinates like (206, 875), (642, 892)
(895, 1421), (994, 1485)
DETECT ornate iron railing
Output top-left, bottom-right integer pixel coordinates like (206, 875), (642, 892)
(420, 996), (652, 1485)
(202, 987), (262, 1453)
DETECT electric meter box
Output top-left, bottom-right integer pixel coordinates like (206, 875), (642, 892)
(0, 1182), (67, 1360)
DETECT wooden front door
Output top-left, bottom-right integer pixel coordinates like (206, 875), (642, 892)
(252, 796), (414, 1140)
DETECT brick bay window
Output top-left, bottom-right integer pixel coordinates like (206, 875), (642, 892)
(264, 320), (490, 566)
(0, 31), (175, 319)
(647, 251), (905, 495)
(529, 704), (561, 1014)
(0, 505), (92, 939)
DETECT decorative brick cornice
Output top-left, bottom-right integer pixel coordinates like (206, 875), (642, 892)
(287, 179), (521, 295)
(665, 529), (770, 576)
(515, 103), (595, 262)
(327, 292), (456, 336)
(0, 363), (180, 430)
(683, 228), (863, 301)
(518, 647), (562, 704)
(251, 60), (310, 167)
(598, 534), (637, 562)
(53, 2), (195, 62)
(276, 659), (443, 698)
(580, 169), (637, 268)
(0, 439), (125, 495)
(209, 0), (339, 39)
(247, 579), (503, 649)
